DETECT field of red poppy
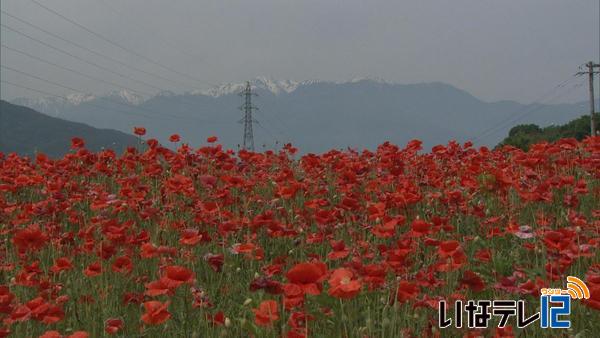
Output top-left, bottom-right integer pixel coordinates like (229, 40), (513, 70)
(0, 134), (599, 337)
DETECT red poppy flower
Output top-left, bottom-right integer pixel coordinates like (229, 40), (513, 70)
(517, 279), (542, 296)
(250, 276), (283, 294)
(204, 253), (224, 272)
(179, 229), (203, 246)
(162, 265), (194, 288)
(68, 332), (89, 338)
(105, 318), (124, 335)
(435, 240), (467, 271)
(328, 268), (362, 299)
(83, 262), (102, 277)
(286, 262), (328, 295)
(71, 137), (85, 149)
(438, 240), (461, 258)
(410, 219), (431, 237)
(493, 326), (514, 338)
(253, 300), (279, 326)
(283, 283), (305, 310)
(140, 243), (158, 258)
(111, 256), (133, 274)
(583, 285), (600, 310)
(8, 304), (31, 323)
(327, 240), (350, 260)
(133, 127), (146, 136)
(362, 264), (387, 290)
(40, 304), (65, 324)
(287, 311), (314, 330)
(207, 136), (218, 143)
(146, 138), (158, 148)
(206, 311), (226, 326)
(50, 258), (73, 274)
(122, 292), (144, 305)
(40, 331), (62, 338)
(460, 270), (486, 292)
(24, 297), (47, 319)
(145, 278), (171, 297)
(396, 280), (419, 303)
(141, 301), (171, 325)
(371, 219), (398, 238)
(0, 286), (14, 314)
(474, 249), (492, 263)
(169, 134), (181, 142)
(12, 224), (48, 253)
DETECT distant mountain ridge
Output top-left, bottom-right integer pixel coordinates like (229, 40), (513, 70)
(10, 78), (589, 153)
(11, 77), (390, 108)
(0, 100), (138, 158)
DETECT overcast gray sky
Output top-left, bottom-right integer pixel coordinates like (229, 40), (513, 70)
(1, 0), (599, 103)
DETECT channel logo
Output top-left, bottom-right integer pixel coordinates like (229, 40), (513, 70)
(439, 275), (592, 329)
(564, 276), (590, 300)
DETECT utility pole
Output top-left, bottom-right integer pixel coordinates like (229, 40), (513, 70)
(587, 62), (598, 136)
(239, 81), (257, 151)
(578, 62), (600, 136)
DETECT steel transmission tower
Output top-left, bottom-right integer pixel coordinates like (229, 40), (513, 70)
(239, 81), (258, 151)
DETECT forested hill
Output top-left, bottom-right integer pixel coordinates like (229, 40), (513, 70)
(498, 113), (599, 150)
(0, 100), (138, 158)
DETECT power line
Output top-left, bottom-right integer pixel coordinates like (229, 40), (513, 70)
(94, 0), (210, 65)
(1, 43), (155, 98)
(253, 107), (294, 142)
(253, 109), (290, 144)
(472, 78), (586, 141)
(1, 23), (164, 93)
(1, 79), (173, 122)
(0, 24), (206, 113)
(1, 65), (200, 121)
(470, 75), (582, 142)
(488, 84), (585, 139)
(474, 79), (585, 141)
(254, 121), (280, 148)
(27, 0), (212, 88)
(1, 43), (205, 118)
(0, 9), (194, 89)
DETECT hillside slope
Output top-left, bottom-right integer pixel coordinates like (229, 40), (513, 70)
(0, 100), (138, 157)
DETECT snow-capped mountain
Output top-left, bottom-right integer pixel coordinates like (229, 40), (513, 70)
(10, 89), (145, 117)
(11, 94), (96, 117)
(106, 89), (145, 106)
(10, 77), (380, 111)
(190, 77), (324, 97)
(189, 76), (393, 97)
(65, 93), (96, 105)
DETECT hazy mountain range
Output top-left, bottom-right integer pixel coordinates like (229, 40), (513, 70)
(10, 78), (590, 153)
